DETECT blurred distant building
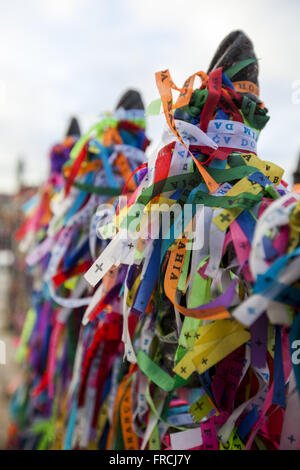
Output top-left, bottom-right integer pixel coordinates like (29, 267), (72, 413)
(0, 194), (16, 329)
(0, 159), (37, 332)
(9, 186), (37, 332)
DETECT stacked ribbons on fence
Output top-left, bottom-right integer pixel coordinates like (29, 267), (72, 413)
(8, 103), (150, 450)
(8, 35), (300, 451)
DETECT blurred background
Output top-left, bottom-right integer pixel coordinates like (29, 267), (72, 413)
(0, 0), (300, 448)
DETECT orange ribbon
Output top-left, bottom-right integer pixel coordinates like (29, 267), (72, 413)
(164, 236), (231, 320)
(120, 381), (139, 450)
(233, 81), (259, 97)
(115, 153), (137, 192)
(155, 69), (219, 194)
(63, 160), (103, 178)
(102, 127), (122, 147)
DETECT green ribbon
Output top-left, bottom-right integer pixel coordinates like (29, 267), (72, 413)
(225, 58), (258, 80)
(73, 181), (122, 196)
(191, 190), (262, 209)
(137, 350), (188, 393)
(241, 96), (270, 131)
(67, 117), (119, 162)
(137, 165), (258, 206)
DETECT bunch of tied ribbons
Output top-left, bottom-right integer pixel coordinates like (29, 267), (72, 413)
(78, 32), (299, 450)
(8, 93), (150, 450)
(8, 31), (300, 451)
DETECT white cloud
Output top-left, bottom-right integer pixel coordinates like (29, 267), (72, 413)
(35, 0), (86, 22)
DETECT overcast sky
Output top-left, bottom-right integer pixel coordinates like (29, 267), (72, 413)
(0, 0), (300, 193)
